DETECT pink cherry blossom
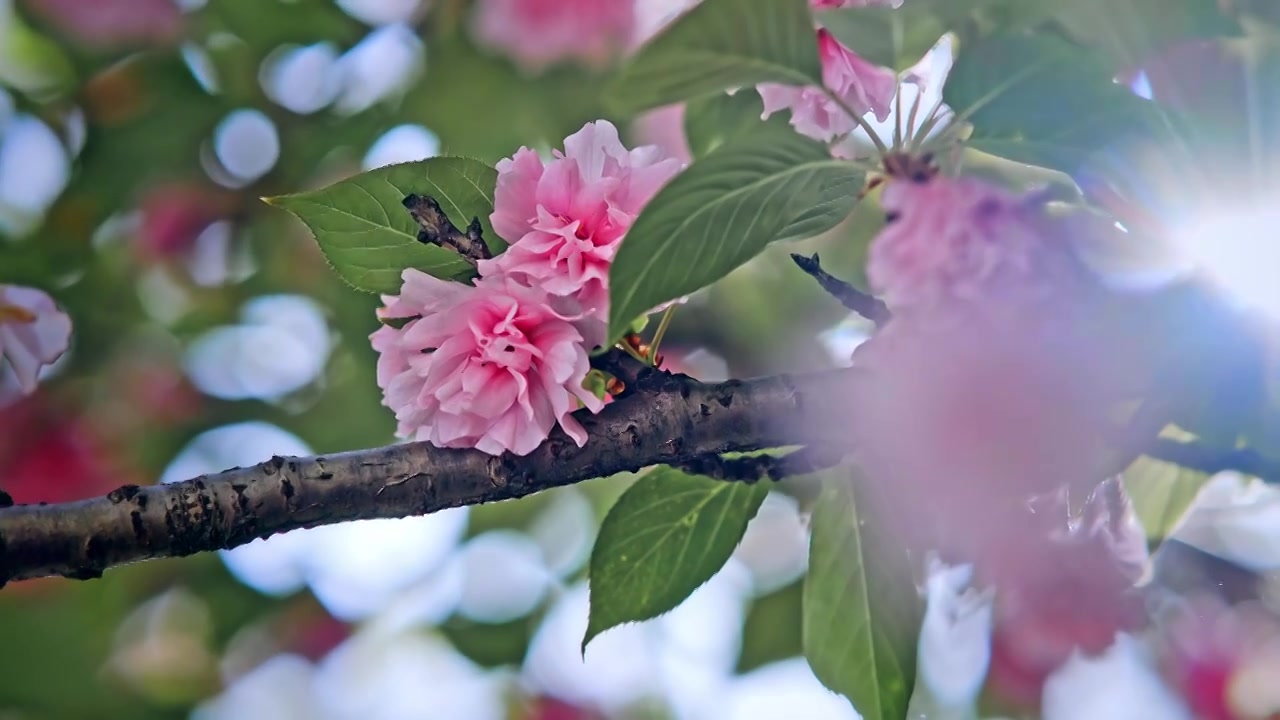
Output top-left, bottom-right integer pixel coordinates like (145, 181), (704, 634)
(866, 175), (1081, 313)
(479, 120), (683, 324)
(758, 28), (897, 142)
(136, 182), (229, 263)
(371, 269), (604, 457)
(0, 285), (72, 401)
(471, 0), (637, 72)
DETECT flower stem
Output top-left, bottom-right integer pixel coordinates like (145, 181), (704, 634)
(648, 304), (678, 366)
(618, 339), (649, 364)
(909, 97), (949, 152)
(893, 81), (904, 150)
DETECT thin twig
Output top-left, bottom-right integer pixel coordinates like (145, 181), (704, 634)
(649, 304), (677, 363)
(790, 253), (891, 327)
(823, 87), (890, 158)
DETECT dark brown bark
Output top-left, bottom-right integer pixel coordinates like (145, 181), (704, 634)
(0, 366), (856, 585)
(404, 193), (492, 262)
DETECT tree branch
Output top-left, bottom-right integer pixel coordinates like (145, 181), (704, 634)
(1, 355), (1274, 586)
(1145, 438), (1280, 480)
(0, 367), (857, 585)
(790, 253), (890, 326)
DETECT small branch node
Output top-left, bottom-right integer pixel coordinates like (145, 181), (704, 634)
(403, 194), (493, 262)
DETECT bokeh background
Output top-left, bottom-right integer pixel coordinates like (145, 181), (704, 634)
(9, 0), (1280, 718)
(0, 0), (898, 717)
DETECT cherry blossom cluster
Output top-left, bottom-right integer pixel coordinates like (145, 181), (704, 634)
(0, 284), (72, 405)
(758, 0), (900, 144)
(371, 121), (682, 456)
(850, 170), (1160, 711)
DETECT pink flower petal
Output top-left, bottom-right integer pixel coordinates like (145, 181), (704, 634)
(470, 0), (636, 72)
(479, 120), (682, 326)
(0, 285), (72, 398)
(370, 273), (602, 457)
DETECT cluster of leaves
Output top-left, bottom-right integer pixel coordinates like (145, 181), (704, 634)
(267, 0), (1280, 717)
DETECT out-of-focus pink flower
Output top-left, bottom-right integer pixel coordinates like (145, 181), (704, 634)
(758, 27), (897, 142)
(848, 317), (1122, 561)
(20, 0), (183, 49)
(471, 0), (636, 72)
(631, 104), (691, 166)
(0, 285), (71, 402)
(983, 481), (1149, 710)
(371, 269), (604, 457)
(867, 176), (1081, 314)
(479, 120), (682, 325)
(136, 183), (229, 264)
(1161, 598), (1280, 720)
(0, 394), (129, 505)
(277, 601), (351, 663)
(526, 696), (604, 720)
(845, 174), (1155, 708)
(90, 354), (202, 440)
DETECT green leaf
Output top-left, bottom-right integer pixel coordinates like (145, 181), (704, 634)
(907, 0), (1055, 28)
(943, 33), (1161, 173)
(0, 6), (76, 97)
(683, 91), (791, 160)
(817, 5), (947, 71)
(606, 0), (823, 116)
(1052, 0), (1241, 71)
(957, 147), (1083, 201)
(1123, 456), (1210, 543)
(583, 467), (769, 649)
(607, 132), (862, 340)
(804, 473), (922, 720)
(266, 157), (500, 294)
(738, 579), (804, 673)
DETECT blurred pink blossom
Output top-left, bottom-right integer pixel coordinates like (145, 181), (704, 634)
(983, 481), (1149, 709)
(1161, 598), (1280, 720)
(21, 0), (182, 49)
(631, 104), (691, 166)
(846, 176), (1149, 678)
(371, 270), (603, 457)
(867, 176), (1079, 313)
(471, 0), (637, 71)
(0, 285), (71, 402)
(136, 183), (230, 263)
(0, 394), (131, 506)
(479, 120), (682, 326)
